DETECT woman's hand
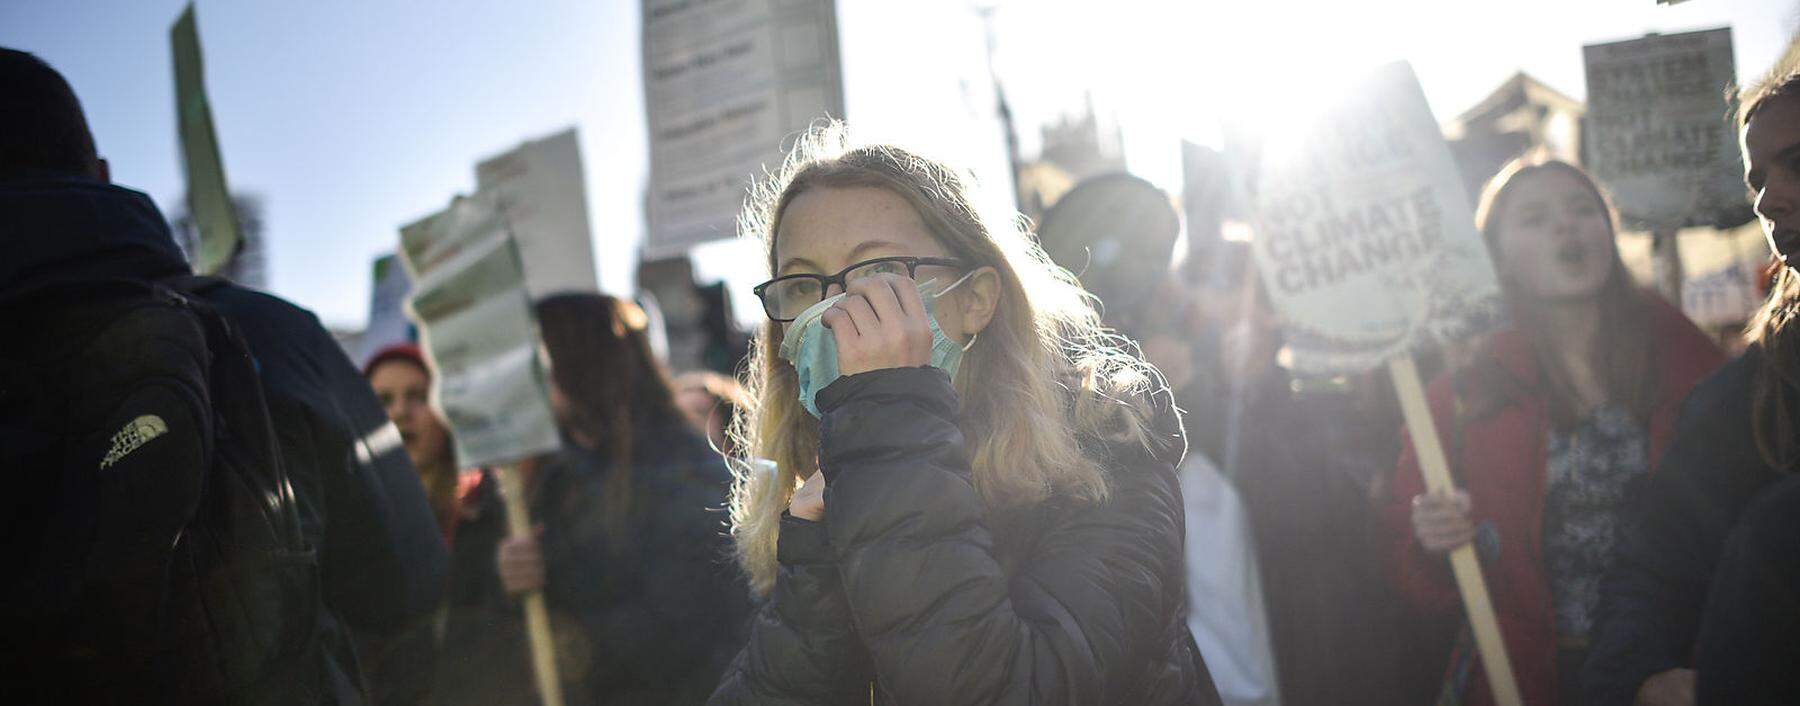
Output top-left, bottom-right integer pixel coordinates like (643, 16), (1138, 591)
(1411, 490), (1475, 554)
(822, 274), (932, 376)
(497, 525), (547, 595)
(789, 471), (826, 521)
(1634, 668), (1695, 706)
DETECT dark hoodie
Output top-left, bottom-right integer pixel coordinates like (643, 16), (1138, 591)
(4, 177), (448, 705)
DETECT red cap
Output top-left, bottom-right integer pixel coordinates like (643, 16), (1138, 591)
(363, 342), (429, 379)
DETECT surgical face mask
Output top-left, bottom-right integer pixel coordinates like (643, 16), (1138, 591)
(780, 271), (978, 418)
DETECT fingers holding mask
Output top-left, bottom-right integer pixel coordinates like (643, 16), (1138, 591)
(834, 274), (932, 375)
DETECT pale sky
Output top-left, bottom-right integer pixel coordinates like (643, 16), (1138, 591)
(4, 0), (1797, 329)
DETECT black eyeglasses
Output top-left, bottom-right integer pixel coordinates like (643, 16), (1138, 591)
(753, 256), (966, 322)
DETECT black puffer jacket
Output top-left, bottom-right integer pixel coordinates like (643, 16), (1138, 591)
(1584, 346), (1788, 705)
(710, 367), (1221, 705)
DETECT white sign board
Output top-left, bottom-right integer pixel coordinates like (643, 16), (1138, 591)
(475, 128), (600, 298)
(356, 252), (414, 365)
(642, 0), (845, 260)
(1583, 28), (1741, 227)
(1250, 62), (1506, 376)
(399, 195), (562, 468)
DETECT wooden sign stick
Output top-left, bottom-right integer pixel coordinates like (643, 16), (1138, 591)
(1388, 355), (1523, 706)
(497, 464), (566, 706)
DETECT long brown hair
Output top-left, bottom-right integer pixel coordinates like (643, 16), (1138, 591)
(1470, 156), (1658, 429)
(535, 293), (689, 540)
(726, 121), (1168, 595)
(1739, 55), (1800, 472)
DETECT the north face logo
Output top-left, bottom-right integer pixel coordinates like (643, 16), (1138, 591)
(100, 414), (169, 469)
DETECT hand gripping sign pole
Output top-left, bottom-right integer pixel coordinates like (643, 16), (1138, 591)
(399, 195), (566, 706)
(1388, 356), (1521, 706)
(496, 463), (564, 706)
(1244, 62), (1520, 706)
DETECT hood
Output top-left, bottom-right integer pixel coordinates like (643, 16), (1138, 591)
(1, 176), (192, 294)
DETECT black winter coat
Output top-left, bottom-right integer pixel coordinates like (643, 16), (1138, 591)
(709, 367), (1221, 705)
(1584, 346), (1788, 705)
(1695, 474), (1800, 705)
(434, 422), (751, 706)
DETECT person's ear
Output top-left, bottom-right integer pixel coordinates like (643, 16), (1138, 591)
(957, 266), (1002, 336)
(93, 157), (110, 183)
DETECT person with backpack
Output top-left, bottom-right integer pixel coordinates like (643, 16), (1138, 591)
(0, 48), (447, 705)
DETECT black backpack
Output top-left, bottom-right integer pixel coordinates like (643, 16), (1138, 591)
(0, 277), (323, 705)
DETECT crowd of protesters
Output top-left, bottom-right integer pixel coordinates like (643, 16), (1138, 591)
(2, 24), (1800, 706)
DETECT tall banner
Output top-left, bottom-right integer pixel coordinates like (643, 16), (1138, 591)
(642, 0), (845, 260)
(1583, 28), (1743, 228)
(1246, 61), (1519, 706)
(170, 4), (241, 276)
(476, 128), (600, 298)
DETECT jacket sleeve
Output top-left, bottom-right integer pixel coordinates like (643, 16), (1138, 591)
(814, 366), (1190, 705)
(1382, 375), (1459, 615)
(213, 287), (448, 633)
(1694, 478), (1800, 706)
(544, 446), (759, 697)
(708, 516), (875, 704)
(308, 313), (449, 632)
(1583, 366), (1764, 706)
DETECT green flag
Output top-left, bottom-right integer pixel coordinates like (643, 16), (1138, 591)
(171, 3), (240, 275)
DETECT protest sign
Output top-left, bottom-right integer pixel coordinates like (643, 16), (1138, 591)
(170, 4), (240, 276)
(1249, 62), (1506, 377)
(642, 0), (845, 260)
(398, 194), (564, 706)
(476, 128), (600, 298)
(1247, 61), (1519, 706)
(1583, 28), (1741, 228)
(1584, 28), (1743, 302)
(399, 195), (561, 469)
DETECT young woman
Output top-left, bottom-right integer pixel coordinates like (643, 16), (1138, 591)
(706, 123), (1218, 704)
(1384, 157), (1723, 706)
(366, 343), (474, 540)
(434, 293), (751, 706)
(1585, 60), (1800, 706)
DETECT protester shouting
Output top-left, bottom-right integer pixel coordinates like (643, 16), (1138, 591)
(1384, 156), (1724, 706)
(359, 344), (495, 706)
(366, 343), (477, 541)
(432, 293), (750, 706)
(1584, 57), (1800, 706)
(705, 122), (1220, 705)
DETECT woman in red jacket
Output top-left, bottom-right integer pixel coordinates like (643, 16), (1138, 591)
(1384, 156), (1724, 706)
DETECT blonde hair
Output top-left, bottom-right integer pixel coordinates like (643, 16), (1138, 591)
(726, 121), (1172, 594)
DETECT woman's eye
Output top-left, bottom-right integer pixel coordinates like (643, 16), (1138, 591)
(868, 261), (906, 275)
